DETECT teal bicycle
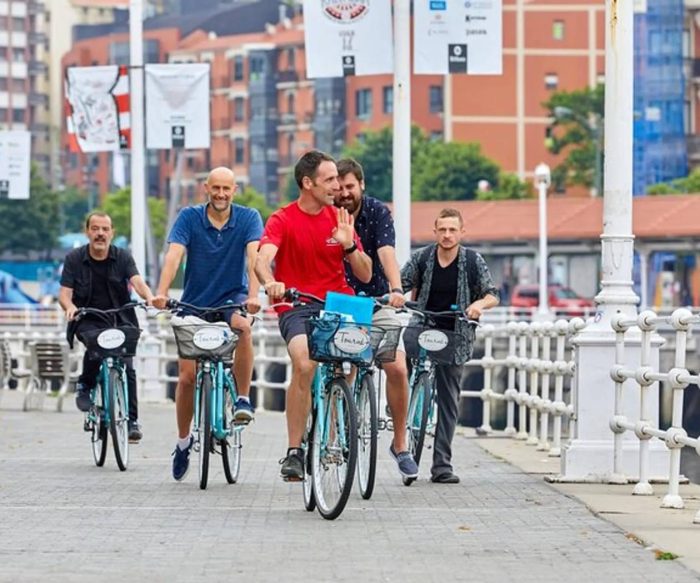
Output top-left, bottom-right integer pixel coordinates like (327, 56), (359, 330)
(278, 289), (387, 520)
(402, 303), (479, 486)
(169, 301), (249, 490)
(75, 303), (143, 471)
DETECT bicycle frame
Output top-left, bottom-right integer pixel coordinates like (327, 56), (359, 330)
(313, 362), (351, 458)
(88, 356), (129, 428)
(193, 359), (240, 442)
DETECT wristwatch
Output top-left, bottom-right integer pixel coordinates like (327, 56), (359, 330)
(343, 242), (358, 255)
(391, 288), (403, 294)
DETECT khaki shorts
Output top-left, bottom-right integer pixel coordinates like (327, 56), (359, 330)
(372, 306), (406, 353)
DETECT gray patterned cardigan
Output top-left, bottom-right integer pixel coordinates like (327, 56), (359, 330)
(400, 244), (499, 364)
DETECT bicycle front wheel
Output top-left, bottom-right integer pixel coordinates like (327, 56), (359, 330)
(198, 373), (212, 490)
(108, 368), (129, 471)
(91, 387), (107, 467)
(302, 409), (316, 512)
(312, 378), (357, 520)
(356, 373), (378, 500)
(222, 385), (241, 484)
(405, 372), (431, 484)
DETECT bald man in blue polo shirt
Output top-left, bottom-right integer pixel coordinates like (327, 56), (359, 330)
(153, 167), (263, 481)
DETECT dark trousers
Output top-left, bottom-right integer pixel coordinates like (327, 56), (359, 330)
(431, 364), (463, 478)
(76, 320), (138, 422)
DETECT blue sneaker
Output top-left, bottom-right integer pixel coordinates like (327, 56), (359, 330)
(389, 444), (419, 479)
(172, 436), (193, 481)
(233, 397), (255, 423)
(75, 383), (92, 412)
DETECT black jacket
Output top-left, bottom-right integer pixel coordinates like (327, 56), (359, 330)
(61, 244), (139, 345)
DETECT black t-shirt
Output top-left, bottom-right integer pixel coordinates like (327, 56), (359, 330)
(88, 256), (114, 311)
(425, 254), (459, 330)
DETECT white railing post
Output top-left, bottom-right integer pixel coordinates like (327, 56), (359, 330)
(504, 323), (518, 436)
(526, 323), (540, 445)
(632, 311), (656, 496)
(478, 326), (495, 434)
(516, 322), (529, 440)
(537, 323), (553, 451)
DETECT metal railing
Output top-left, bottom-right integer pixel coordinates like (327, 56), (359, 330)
(610, 308), (700, 523)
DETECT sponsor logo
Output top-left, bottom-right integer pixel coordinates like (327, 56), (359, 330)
(192, 327), (228, 350)
(430, 0), (447, 9)
(464, 0), (493, 8)
(333, 326), (371, 354)
(97, 328), (126, 350)
(340, 30), (355, 51)
(465, 14), (487, 21)
(465, 29), (487, 35)
(171, 125), (185, 148)
(323, 1), (369, 23)
(417, 329), (449, 352)
(448, 44), (467, 72)
(342, 54), (356, 76)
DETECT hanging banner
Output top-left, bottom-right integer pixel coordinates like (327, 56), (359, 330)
(65, 65), (131, 152)
(302, 0), (393, 78)
(414, 0), (502, 75)
(145, 63), (211, 149)
(0, 130), (31, 200)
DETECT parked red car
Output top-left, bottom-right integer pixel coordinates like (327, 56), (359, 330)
(509, 284), (595, 317)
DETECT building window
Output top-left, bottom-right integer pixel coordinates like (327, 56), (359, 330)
(430, 131), (443, 142)
(233, 55), (244, 81)
(544, 73), (559, 90)
(382, 86), (393, 114)
(287, 92), (295, 114)
(233, 97), (244, 122)
(429, 85), (443, 113)
(552, 20), (565, 41)
(249, 57), (264, 80)
(286, 47), (295, 70)
(12, 108), (24, 123)
(234, 138), (245, 164)
(12, 48), (25, 62)
(355, 88), (372, 119)
(0, 78), (6, 91)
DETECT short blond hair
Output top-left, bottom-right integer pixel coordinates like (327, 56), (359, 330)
(434, 208), (463, 227)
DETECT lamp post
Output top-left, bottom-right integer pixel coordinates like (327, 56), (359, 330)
(553, 105), (603, 198)
(534, 163), (551, 317)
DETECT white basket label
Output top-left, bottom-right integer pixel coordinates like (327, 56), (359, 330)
(97, 328), (126, 349)
(333, 326), (371, 354)
(417, 329), (449, 352)
(192, 327), (227, 350)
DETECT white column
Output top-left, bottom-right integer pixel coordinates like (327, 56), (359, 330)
(392, 0), (411, 267)
(129, 0), (146, 274)
(559, 0), (668, 481)
(638, 246), (649, 310)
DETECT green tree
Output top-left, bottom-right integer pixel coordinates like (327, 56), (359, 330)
(543, 85), (604, 192)
(99, 187), (167, 250)
(341, 126), (395, 201)
(0, 165), (60, 257)
(59, 186), (90, 233)
(646, 168), (700, 195)
(477, 172), (533, 200)
(236, 185), (275, 220)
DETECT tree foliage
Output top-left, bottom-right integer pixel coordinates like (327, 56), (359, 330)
(543, 85), (604, 192)
(0, 165), (61, 257)
(59, 186), (90, 233)
(236, 185), (275, 220)
(99, 187), (167, 250)
(646, 168), (700, 195)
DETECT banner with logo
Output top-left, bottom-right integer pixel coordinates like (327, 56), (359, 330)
(65, 65), (130, 152)
(145, 63), (211, 149)
(414, 0), (502, 75)
(302, 0), (393, 78)
(0, 130), (31, 200)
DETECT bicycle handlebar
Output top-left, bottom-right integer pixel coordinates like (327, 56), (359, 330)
(165, 299), (248, 317)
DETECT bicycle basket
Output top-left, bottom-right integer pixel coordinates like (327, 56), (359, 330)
(171, 315), (240, 360)
(403, 325), (463, 365)
(81, 325), (141, 359)
(306, 314), (385, 366)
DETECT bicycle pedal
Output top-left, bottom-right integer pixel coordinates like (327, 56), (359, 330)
(233, 418), (251, 426)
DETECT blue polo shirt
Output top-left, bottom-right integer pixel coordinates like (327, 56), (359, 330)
(168, 203), (263, 307)
(345, 195), (396, 297)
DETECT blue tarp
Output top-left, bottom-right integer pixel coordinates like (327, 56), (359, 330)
(0, 270), (38, 304)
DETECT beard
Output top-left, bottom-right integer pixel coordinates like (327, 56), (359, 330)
(336, 197), (358, 213)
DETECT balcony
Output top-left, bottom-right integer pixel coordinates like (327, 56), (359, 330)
(28, 60), (48, 76)
(279, 112), (297, 126)
(28, 32), (47, 45)
(28, 91), (48, 107)
(277, 69), (299, 84)
(29, 122), (49, 134)
(687, 135), (700, 160)
(28, 0), (44, 15)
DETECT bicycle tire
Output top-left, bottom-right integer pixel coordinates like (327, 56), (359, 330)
(108, 368), (129, 471)
(198, 372), (212, 490)
(302, 409), (316, 512)
(356, 373), (378, 500)
(222, 383), (241, 484)
(312, 377), (357, 520)
(405, 372), (431, 484)
(91, 386), (107, 467)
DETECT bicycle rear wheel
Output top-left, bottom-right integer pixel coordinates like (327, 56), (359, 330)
(312, 378), (357, 520)
(404, 372), (431, 485)
(222, 384), (241, 484)
(91, 386), (107, 467)
(356, 373), (378, 500)
(108, 368), (129, 471)
(198, 373), (212, 490)
(302, 409), (316, 512)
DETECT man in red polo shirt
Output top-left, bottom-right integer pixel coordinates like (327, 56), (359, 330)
(255, 149), (372, 481)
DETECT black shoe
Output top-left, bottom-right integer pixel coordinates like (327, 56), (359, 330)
(128, 421), (143, 443)
(280, 448), (304, 482)
(430, 472), (460, 484)
(75, 385), (92, 412)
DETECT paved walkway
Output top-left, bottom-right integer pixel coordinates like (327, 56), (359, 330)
(0, 390), (698, 583)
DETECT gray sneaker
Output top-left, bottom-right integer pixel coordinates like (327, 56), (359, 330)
(280, 448), (304, 482)
(389, 444), (419, 479)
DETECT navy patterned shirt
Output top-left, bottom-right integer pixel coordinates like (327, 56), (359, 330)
(345, 195), (396, 297)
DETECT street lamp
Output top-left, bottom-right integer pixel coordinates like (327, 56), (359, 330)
(534, 163), (551, 317)
(553, 105), (603, 198)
